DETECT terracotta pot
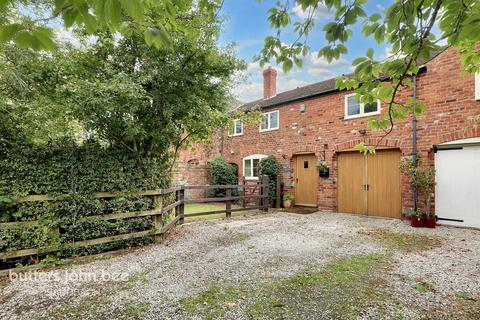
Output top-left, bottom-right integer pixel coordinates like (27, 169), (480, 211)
(410, 217), (425, 228)
(283, 200), (292, 208)
(424, 216), (436, 228)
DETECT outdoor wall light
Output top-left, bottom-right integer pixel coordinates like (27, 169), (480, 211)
(230, 149), (235, 155)
(359, 128), (367, 135)
(300, 104), (306, 113)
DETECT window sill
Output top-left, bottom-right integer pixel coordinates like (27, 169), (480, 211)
(344, 111), (380, 120)
(228, 133), (243, 137)
(259, 127), (279, 133)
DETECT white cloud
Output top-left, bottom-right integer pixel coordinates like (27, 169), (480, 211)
(55, 28), (81, 48)
(292, 4), (333, 20)
(305, 54), (350, 77)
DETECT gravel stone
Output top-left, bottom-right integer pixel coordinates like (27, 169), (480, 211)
(1, 211), (479, 319)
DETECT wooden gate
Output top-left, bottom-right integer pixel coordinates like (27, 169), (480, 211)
(294, 154), (318, 207)
(337, 149), (401, 218)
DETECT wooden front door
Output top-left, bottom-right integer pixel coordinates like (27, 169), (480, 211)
(294, 154), (318, 206)
(337, 149), (401, 218)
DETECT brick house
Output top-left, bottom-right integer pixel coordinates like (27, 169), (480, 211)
(178, 47), (480, 228)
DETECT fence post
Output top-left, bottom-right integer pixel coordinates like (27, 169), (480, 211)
(276, 175), (281, 208)
(179, 187), (185, 224)
(262, 175), (269, 212)
(226, 188), (232, 218)
(153, 194), (163, 243)
(241, 177), (246, 207)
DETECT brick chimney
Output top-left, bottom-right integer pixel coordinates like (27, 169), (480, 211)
(263, 66), (277, 99)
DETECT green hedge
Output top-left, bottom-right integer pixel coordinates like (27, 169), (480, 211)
(209, 155), (238, 197)
(259, 156), (282, 207)
(0, 138), (171, 264)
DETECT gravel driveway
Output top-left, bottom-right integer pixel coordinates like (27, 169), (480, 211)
(1, 212), (479, 320)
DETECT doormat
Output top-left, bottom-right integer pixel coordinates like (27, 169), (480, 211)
(283, 207), (318, 214)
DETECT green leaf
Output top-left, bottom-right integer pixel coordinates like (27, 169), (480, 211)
(33, 29), (56, 51)
(366, 48), (374, 59)
(105, 0), (122, 27)
(119, 0), (144, 21)
(156, 25), (172, 48)
(0, 23), (22, 42)
(15, 31), (35, 49)
(283, 59), (293, 72)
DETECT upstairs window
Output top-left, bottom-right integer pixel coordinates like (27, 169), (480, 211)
(243, 154), (267, 179)
(475, 73), (480, 100)
(260, 110), (279, 132)
(228, 119), (243, 136)
(344, 94), (380, 119)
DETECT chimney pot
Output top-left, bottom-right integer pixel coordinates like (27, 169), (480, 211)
(263, 66), (277, 99)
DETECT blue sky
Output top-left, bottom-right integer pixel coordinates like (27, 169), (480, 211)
(218, 0), (392, 102)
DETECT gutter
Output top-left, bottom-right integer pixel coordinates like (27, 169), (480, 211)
(245, 65), (428, 111)
(412, 75), (418, 212)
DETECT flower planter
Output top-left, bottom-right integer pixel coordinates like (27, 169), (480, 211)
(424, 216), (436, 228)
(319, 168), (330, 178)
(283, 200), (292, 209)
(410, 217), (425, 228)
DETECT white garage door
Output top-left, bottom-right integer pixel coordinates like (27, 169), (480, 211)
(435, 140), (480, 228)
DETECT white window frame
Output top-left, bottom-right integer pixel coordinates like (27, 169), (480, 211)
(344, 93), (381, 120)
(475, 73), (480, 101)
(243, 154), (268, 179)
(228, 119), (243, 137)
(259, 110), (279, 132)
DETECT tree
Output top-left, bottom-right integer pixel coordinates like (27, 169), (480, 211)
(0, 7), (244, 161)
(0, 0), (224, 51)
(258, 0), (480, 152)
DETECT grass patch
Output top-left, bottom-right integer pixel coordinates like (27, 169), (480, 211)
(413, 281), (435, 293)
(181, 285), (247, 320)
(123, 300), (150, 319)
(181, 253), (393, 320)
(422, 292), (480, 319)
(362, 229), (443, 252)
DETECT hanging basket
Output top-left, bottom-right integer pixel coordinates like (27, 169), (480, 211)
(319, 168), (330, 178)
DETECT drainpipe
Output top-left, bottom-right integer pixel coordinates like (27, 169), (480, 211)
(412, 75), (418, 212)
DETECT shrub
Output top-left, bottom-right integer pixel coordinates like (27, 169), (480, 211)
(258, 156), (282, 207)
(0, 138), (170, 266)
(209, 156), (238, 197)
(400, 157), (435, 218)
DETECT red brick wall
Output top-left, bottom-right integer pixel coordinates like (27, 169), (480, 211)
(173, 162), (211, 199)
(178, 47), (480, 214)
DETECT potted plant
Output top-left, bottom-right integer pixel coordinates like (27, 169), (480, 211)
(283, 193), (294, 208)
(316, 161), (330, 178)
(407, 208), (425, 228)
(400, 158), (436, 228)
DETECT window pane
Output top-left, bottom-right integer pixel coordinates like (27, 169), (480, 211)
(269, 112), (278, 129)
(304, 161), (308, 169)
(347, 96), (360, 116)
(253, 159), (260, 177)
(235, 119), (242, 134)
(261, 114), (268, 130)
(364, 101), (378, 113)
(244, 159), (252, 177)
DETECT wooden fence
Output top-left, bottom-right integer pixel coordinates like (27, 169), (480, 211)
(0, 176), (271, 262)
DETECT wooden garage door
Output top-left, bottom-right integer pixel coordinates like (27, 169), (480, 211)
(338, 149), (401, 218)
